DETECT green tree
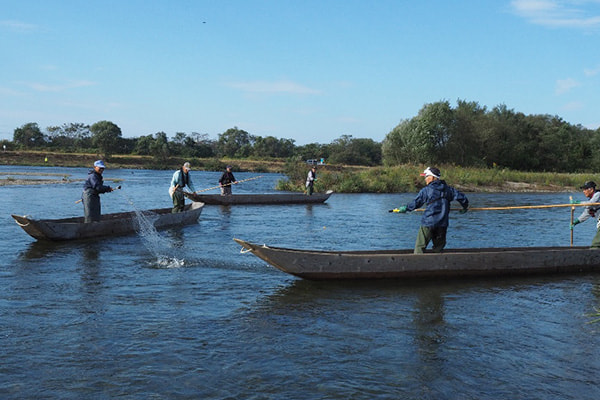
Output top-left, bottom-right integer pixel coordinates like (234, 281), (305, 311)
(327, 135), (382, 166)
(149, 131), (170, 162)
(216, 127), (254, 157)
(90, 120), (122, 158)
(253, 136), (295, 158)
(13, 122), (45, 148)
(46, 122), (90, 150)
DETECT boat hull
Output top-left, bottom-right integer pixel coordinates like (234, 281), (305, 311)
(234, 239), (600, 280)
(185, 191), (333, 205)
(12, 202), (204, 241)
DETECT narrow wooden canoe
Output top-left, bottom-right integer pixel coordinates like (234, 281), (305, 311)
(185, 190), (333, 205)
(234, 238), (600, 280)
(12, 202), (204, 241)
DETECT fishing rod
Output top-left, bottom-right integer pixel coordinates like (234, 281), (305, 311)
(388, 202), (600, 213)
(74, 186), (121, 204)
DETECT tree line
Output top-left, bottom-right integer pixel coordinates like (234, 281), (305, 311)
(3, 99), (599, 172)
(4, 121), (382, 167)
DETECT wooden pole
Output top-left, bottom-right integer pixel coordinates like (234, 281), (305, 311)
(570, 196), (574, 247)
(398, 202), (600, 212)
(192, 175), (263, 194)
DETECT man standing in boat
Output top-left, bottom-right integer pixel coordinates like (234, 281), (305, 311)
(306, 165), (317, 195)
(82, 160), (118, 223)
(219, 165), (237, 195)
(170, 162), (196, 213)
(570, 181), (600, 248)
(393, 167), (469, 253)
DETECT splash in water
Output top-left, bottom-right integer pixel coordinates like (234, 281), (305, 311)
(132, 209), (186, 268)
(118, 191), (186, 268)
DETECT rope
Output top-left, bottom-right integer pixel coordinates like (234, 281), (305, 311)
(13, 217), (30, 227)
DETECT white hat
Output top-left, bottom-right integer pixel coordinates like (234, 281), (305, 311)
(94, 160), (106, 168)
(420, 167), (440, 179)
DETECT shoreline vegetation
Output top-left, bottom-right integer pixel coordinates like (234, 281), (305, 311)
(0, 150), (591, 193)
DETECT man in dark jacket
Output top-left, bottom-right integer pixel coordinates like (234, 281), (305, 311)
(82, 160), (117, 223)
(219, 165), (237, 195)
(394, 167), (469, 253)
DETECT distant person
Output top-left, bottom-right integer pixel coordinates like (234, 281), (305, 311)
(306, 165), (317, 195)
(570, 181), (600, 248)
(169, 162), (196, 213)
(393, 167), (469, 253)
(82, 160), (118, 223)
(219, 165), (237, 195)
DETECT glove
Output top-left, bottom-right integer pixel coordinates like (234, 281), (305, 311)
(459, 207), (468, 214)
(570, 199), (580, 204)
(570, 219), (580, 230)
(391, 206), (407, 213)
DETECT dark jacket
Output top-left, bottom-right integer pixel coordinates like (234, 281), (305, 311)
(83, 170), (112, 195)
(219, 171), (236, 185)
(406, 179), (468, 228)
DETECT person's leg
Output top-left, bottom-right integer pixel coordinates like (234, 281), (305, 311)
(414, 226), (432, 254)
(431, 226), (448, 253)
(591, 226), (600, 248)
(172, 191), (184, 213)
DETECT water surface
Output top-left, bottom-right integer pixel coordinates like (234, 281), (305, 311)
(1, 165), (599, 399)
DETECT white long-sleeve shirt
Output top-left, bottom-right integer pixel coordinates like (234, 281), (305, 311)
(577, 190), (600, 223)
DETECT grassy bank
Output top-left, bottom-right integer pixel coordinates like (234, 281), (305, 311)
(276, 163), (591, 193)
(1, 150), (594, 192)
(0, 150), (286, 173)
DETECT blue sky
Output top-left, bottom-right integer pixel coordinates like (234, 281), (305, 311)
(1, 0), (599, 145)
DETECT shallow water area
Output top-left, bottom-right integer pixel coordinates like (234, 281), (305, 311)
(1, 165), (600, 399)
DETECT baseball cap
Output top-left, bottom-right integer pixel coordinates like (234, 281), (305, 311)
(580, 181), (596, 189)
(94, 160), (106, 169)
(420, 167), (440, 179)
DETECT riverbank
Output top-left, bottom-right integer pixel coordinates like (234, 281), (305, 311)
(0, 150), (593, 192)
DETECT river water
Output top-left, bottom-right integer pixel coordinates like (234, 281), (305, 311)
(1, 165), (599, 399)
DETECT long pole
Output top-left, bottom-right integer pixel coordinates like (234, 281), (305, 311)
(390, 202), (600, 212)
(570, 196), (575, 247)
(192, 175), (263, 194)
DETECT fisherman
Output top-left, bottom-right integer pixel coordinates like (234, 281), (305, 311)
(393, 167), (469, 253)
(306, 165), (317, 195)
(82, 160), (118, 223)
(219, 165), (237, 195)
(169, 162), (196, 213)
(570, 181), (600, 248)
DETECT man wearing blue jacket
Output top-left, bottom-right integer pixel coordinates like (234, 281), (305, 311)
(394, 167), (469, 253)
(82, 160), (117, 223)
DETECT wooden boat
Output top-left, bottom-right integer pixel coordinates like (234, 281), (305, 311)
(185, 190), (333, 205)
(234, 238), (600, 280)
(12, 202), (204, 241)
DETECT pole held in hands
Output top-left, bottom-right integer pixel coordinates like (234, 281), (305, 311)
(193, 175), (264, 194)
(75, 185), (121, 204)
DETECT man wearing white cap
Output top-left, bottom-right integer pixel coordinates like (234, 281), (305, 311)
(393, 167), (469, 253)
(82, 160), (118, 223)
(170, 162), (196, 212)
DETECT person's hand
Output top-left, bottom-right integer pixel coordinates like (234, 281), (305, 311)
(570, 198), (580, 204)
(390, 206), (407, 213)
(459, 207), (468, 214)
(571, 219), (580, 230)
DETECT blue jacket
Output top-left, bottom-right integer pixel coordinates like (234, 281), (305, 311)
(83, 170), (112, 195)
(406, 180), (468, 228)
